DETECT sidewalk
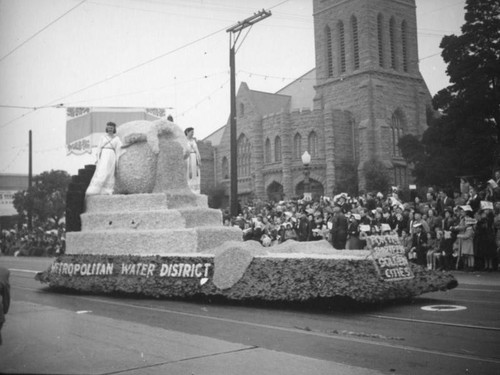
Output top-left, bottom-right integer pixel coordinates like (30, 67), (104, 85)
(0, 301), (384, 375)
(451, 270), (500, 286)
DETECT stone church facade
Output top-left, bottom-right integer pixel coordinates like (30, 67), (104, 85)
(201, 0), (432, 202)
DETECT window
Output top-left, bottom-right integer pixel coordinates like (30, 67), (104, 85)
(338, 21), (346, 73)
(265, 138), (271, 164)
(308, 131), (318, 158)
(326, 25), (334, 77)
(239, 103), (244, 117)
(389, 17), (396, 69)
(391, 111), (403, 157)
(394, 166), (407, 188)
(221, 157), (229, 179)
(237, 134), (251, 177)
(274, 136), (282, 162)
(377, 14), (384, 67)
(294, 133), (302, 160)
(401, 20), (408, 72)
(351, 15), (359, 70)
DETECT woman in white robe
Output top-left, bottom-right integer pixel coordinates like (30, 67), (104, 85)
(86, 122), (122, 195)
(184, 127), (201, 193)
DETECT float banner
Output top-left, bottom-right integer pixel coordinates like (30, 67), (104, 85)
(67, 136), (92, 155)
(366, 235), (414, 281)
(50, 259), (213, 284)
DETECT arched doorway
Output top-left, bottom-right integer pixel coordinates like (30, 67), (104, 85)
(267, 181), (284, 202)
(295, 179), (324, 200)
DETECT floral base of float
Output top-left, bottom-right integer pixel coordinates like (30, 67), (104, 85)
(36, 237), (458, 304)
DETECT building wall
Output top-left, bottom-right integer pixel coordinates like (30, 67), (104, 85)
(0, 174), (29, 217)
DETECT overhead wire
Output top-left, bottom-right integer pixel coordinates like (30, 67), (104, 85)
(0, 0), (292, 131)
(0, 0), (88, 63)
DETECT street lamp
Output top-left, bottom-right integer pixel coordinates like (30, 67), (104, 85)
(301, 151), (311, 201)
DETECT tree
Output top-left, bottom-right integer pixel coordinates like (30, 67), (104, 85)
(432, 0), (500, 173)
(363, 159), (390, 193)
(13, 170), (71, 226)
(335, 159), (359, 196)
(399, 0), (500, 186)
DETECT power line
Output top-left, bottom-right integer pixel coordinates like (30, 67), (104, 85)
(61, 71), (229, 107)
(42, 26), (229, 108)
(419, 52), (442, 61)
(0, 0), (87, 63)
(0, 148), (25, 173)
(0, 0), (293, 130)
(41, 0), (291, 109)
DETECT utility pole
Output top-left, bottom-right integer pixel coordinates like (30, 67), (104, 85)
(28, 130), (33, 231)
(226, 9), (271, 217)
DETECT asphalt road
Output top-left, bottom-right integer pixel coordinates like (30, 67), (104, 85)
(1, 256), (499, 375)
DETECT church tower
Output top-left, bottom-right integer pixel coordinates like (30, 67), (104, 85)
(312, 0), (432, 189)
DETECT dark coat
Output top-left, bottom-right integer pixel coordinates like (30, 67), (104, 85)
(0, 267), (10, 322)
(331, 213), (348, 249)
(0, 266), (10, 345)
(411, 232), (428, 266)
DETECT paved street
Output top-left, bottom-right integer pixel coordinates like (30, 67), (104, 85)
(1, 256), (499, 375)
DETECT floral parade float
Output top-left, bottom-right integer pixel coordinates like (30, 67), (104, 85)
(36, 118), (457, 304)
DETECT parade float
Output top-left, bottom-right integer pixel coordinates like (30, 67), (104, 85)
(36, 118), (457, 304)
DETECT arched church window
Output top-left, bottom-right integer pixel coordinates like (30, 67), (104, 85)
(389, 16), (396, 69)
(394, 166), (407, 189)
(274, 136), (282, 162)
(391, 111), (404, 157)
(308, 131), (318, 158)
(294, 133), (302, 160)
(351, 15), (359, 70)
(401, 20), (408, 72)
(265, 138), (271, 164)
(221, 156), (229, 180)
(325, 25), (334, 78)
(237, 134), (251, 177)
(377, 14), (384, 67)
(338, 21), (346, 73)
(239, 102), (244, 117)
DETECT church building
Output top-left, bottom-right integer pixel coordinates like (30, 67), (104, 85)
(202, 0), (432, 202)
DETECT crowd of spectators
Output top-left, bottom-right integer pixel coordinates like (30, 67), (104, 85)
(224, 171), (500, 272)
(0, 224), (66, 257)
(1, 171), (499, 272)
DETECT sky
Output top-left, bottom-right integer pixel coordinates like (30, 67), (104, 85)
(0, 0), (467, 176)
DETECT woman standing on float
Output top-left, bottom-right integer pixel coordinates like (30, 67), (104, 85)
(86, 122), (122, 195)
(184, 127), (201, 193)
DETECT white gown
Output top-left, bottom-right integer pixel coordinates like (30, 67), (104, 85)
(186, 138), (201, 193)
(86, 135), (122, 195)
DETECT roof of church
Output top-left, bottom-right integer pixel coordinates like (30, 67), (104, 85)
(248, 89), (290, 115)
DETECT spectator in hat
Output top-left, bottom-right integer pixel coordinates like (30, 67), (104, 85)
(410, 222), (428, 266)
(456, 216), (476, 271)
